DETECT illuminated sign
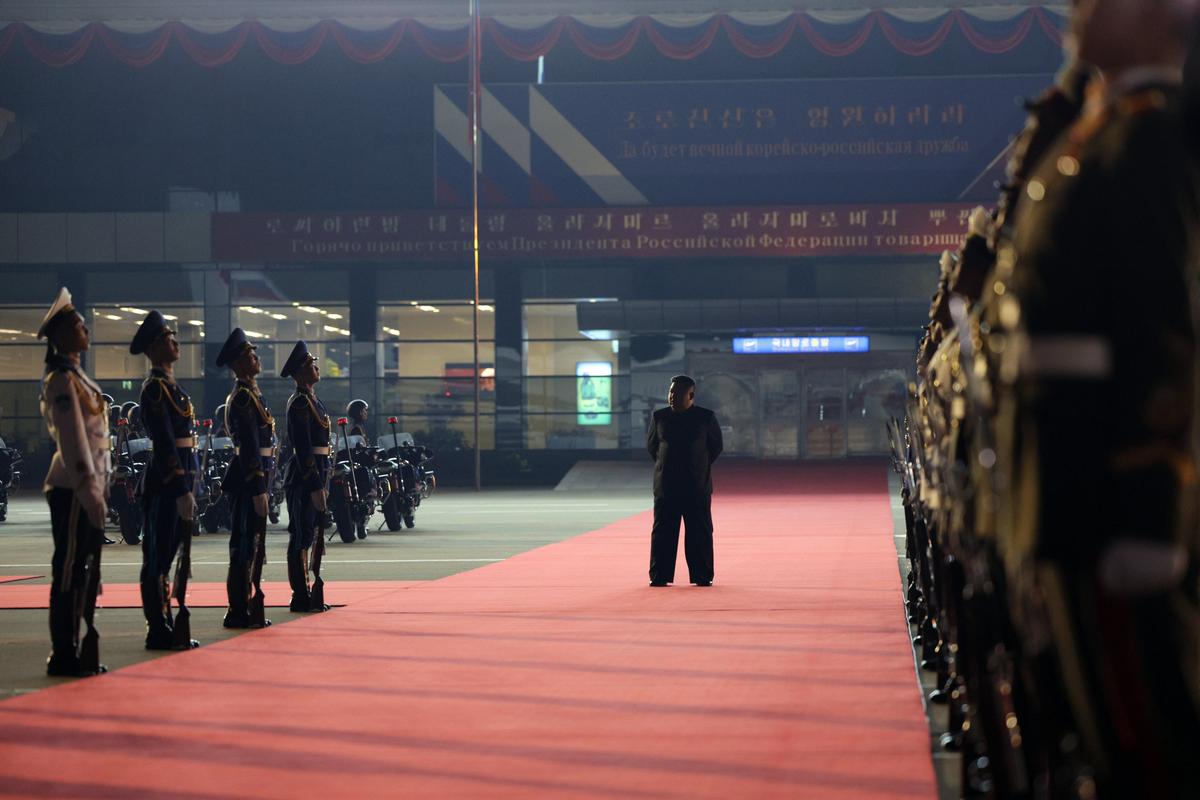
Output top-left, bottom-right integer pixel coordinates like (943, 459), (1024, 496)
(576, 361), (613, 425)
(733, 336), (870, 354)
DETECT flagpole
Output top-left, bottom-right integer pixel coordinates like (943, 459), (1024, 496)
(468, 0), (482, 492)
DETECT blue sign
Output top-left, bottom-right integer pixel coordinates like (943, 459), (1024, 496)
(734, 336), (870, 354)
(435, 75), (1051, 208)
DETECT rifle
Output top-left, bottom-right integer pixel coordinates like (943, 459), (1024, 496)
(171, 418), (210, 649)
(309, 413), (333, 609)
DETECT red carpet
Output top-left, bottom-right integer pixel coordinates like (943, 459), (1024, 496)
(0, 461), (934, 799)
(0, 580), (419, 609)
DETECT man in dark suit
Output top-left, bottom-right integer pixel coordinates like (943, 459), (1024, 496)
(646, 375), (723, 587)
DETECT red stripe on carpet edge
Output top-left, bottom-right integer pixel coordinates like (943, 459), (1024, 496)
(0, 575), (41, 584)
(0, 461), (934, 799)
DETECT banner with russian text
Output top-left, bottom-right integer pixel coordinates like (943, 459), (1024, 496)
(212, 203), (982, 263)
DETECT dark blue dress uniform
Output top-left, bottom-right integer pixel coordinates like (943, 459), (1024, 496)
(281, 341), (331, 612)
(216, 328), (275, 628)
(130, 310), (200, 649)
(1002, 78), (1200, 797)
(646, 404), (723, 585)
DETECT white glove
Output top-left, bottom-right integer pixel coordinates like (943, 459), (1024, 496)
(176, 491), (196, 522)
(252, 493), (269, 519)
(311, 489), (328, 512)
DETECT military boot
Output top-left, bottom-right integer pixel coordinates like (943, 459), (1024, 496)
(287, 550), (311, 612)
(222, 561), (251, 628)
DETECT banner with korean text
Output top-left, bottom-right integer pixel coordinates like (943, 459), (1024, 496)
(434, 74), (1052, 208)
(212, 203), (982, 262)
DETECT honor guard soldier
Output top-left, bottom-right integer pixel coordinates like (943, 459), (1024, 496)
(280, 341), (331, 612)
(216, 328), (275, 629)
(37, 287), (110, 676)
(130, 311), (200, 650)
(999, 1), (1200, 795)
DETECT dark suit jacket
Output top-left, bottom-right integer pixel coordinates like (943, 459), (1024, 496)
(647, 405), (723, 499)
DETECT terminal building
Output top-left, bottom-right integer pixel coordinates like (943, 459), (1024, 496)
(0, 1), (1065, 480)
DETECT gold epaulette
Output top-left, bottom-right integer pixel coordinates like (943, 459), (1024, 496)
(54, 369), (106, 419)
(234, 384), (274, 426)
(146, 376), (194, 421)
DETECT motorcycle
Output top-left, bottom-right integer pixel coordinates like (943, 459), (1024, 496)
(197, 422), (235, 534)
(0, 436), (22, 522)
(377, 417), (436, 531)
(328, 417), (377, 543)
(108, 417), (150, 545)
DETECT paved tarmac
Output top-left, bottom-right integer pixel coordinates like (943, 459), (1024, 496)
(0, 487), (649, 699)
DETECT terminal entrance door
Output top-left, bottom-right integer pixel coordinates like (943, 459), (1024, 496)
(759, 370), (800, 458)
(801, 368), (846, 458)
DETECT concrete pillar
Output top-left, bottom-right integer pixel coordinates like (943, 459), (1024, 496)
(493, 264), (523, 451)
(349, 268), (380, 434)
(202, 270), (231, 422)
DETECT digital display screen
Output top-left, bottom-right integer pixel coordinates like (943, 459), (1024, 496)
(733, 336), (870, 354)
(576, 361), (613, 425)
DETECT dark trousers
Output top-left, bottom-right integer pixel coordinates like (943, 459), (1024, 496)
(140, 492), (182, 635)
(284, 483), (318, 606)
(46, 488), (103, 661)
(649, 493), (713, 584)
(285, 483), (318, 554)
(225, 491), (265, 623)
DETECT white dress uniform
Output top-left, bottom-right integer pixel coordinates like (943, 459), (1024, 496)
(37, 287), (110, 677)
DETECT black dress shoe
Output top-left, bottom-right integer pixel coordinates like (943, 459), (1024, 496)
(222, 614), (250, 629)
(649, 580), (668, 587)
(102, 536), (117, 545)
(145, 631), (175, 650)
(47, 655), (108, 677)
(693, 580), (713, 587)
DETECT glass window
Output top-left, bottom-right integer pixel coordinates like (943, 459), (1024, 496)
(387, 342), (496, 380)
(0, 307), (46, 380)
(233, 303), (351, 377)
(524, 303), (587, 340)
(847, 368), (910, 455)
(380, 302), (494, 341)
(89, 304), (205, 379)
(525, 340), (615, 377)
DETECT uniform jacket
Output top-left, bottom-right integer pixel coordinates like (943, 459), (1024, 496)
(647, 405), (724, 499)
(1010, 80), (1200, 564)
(222, 379), (275, 496)
(41, 356), (110, 494)
(139, 368), (196, 498)
(284, 387), (330, 493)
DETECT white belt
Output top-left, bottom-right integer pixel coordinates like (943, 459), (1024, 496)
(311, 446), (331, 455)
(175, 436), (197, 448)
(234, 447), (274, 456)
